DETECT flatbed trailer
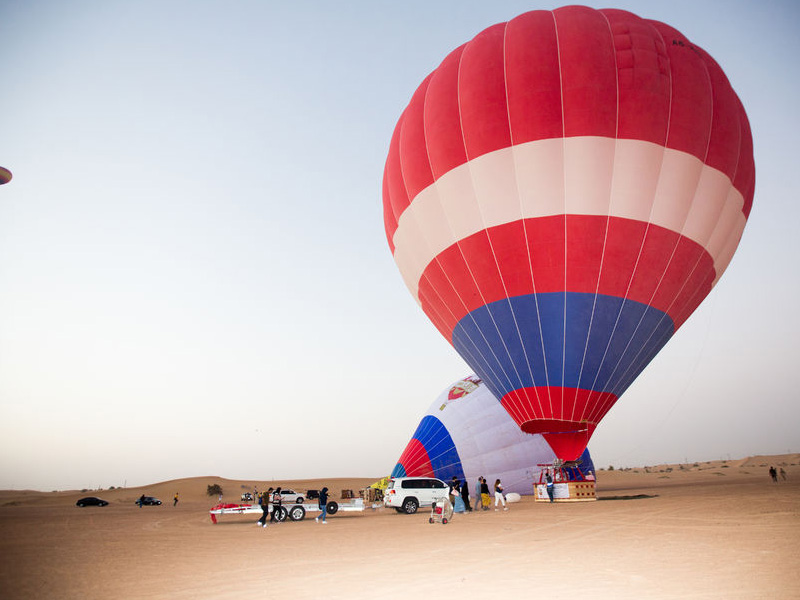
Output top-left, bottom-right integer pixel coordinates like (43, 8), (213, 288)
(209, 498), (365, 523)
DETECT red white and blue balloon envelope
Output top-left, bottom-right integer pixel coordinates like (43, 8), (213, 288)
(391, 375), (594, 494)
(383, 7), (755, 461)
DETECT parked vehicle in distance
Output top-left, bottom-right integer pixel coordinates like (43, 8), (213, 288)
(383, 477), (448, 514)
(279, 489), (305, 504)
(76, 497), (109, 507)
(135, 496), (162, 506)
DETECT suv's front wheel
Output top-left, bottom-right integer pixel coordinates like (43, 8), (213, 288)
(401, 498), (419, 514)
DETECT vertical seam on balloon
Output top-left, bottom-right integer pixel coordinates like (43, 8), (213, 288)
(573, 10), (620, 426)
(501, 17), (546, 426)
(400, 440), (430, 475)
(519, 16), (556, 422)
(591, 27), (718, 415)
(706, 87), (744, 287)
(395, 115), (413, 238)
(553, 7), (566, 422)
(580, 26), (665, 420)
(414, 61), (514, 397)
(607, 41), (734, 390)
(419, 417), (462, 477)
(584, 20), (675, 425)
(454, 32), (531, 421)
(409, 420), (437, 474)
(610, 43), (718, 390)
(613, 220), (722, 396)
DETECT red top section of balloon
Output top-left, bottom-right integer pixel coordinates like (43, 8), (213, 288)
(383, 6), (755, 251)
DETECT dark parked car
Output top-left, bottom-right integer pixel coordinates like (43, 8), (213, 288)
(76, 497), (109, 507)
(135, 496), (162, 506)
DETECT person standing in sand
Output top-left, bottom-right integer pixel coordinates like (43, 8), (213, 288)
(460, 479), (472, 512)
(448, 476), (459, 507)
(545, 470), (555, 502)
(257, 488), (272, 528)
(780, 467), (787, 481)
(769, 466), (778, 482)
(474, 478), (484, 510)
(173, 492), (179, 507)
(315, 487), (329, 524)
(494, 478), (507, 511)
(480, 477), (491, 510)
(270, 487), (283, 523)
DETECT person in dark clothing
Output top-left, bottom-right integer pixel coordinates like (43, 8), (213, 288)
(315, 486), (329, 524)
(257, 487), (273, 527)
(545, 471), (555, 502)
(270, 486), (283, 522)
(460, 479), (472, 511)
(769, 466), (778, 482)
(480, 477), (490, 510)
(256, 488), (272, 527)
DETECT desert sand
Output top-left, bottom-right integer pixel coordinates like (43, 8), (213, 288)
(1, 455), (798, 599)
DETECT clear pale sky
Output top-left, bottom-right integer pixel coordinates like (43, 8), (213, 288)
(1, 1), (797, 490)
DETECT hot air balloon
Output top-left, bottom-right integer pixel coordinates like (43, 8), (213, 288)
(0, 166), (11, 185)
(383, 7), (755, 462)
(392, 375), (595, 495)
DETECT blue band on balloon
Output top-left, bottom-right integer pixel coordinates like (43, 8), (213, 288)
(408, 415), (465, 482)
(452, 292), (675, 401)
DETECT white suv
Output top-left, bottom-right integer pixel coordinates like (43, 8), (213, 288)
(280, 489), (305, 504)
(384, 477), (449, 514)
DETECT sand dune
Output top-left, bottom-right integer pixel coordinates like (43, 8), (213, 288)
(1, 455), (798, 599)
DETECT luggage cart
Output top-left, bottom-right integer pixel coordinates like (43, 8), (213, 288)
(429, 496), (454, 524)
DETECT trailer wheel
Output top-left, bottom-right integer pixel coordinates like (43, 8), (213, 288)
(288, 505), (305, 521)
(442, 518), (448, 524)
(326, 501), (339, 515)
(272, 506), (287, 522)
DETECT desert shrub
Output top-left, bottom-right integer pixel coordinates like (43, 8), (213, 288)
(207, 484), (223, 497)
(607, 465), (614, 471)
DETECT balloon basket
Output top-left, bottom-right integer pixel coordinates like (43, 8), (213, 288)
(535, 480), (596, 502)
(535, 461), (597, 503)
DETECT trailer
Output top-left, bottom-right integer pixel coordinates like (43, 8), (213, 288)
(209, 498), (366, 524)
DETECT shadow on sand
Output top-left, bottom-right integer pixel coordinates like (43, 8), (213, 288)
(597, 494), (659, 501)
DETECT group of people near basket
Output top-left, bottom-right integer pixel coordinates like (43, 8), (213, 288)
(447, 476), (509, 512)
